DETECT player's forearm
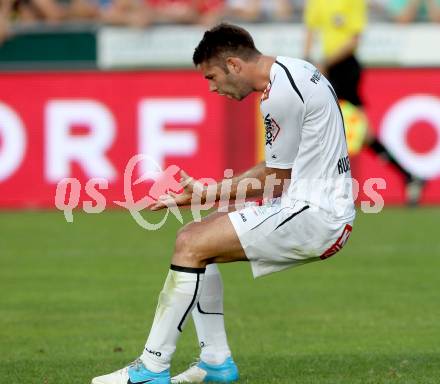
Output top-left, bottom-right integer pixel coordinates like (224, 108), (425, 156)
(205, 162), (290, 203)
(211, 162), (267, 202)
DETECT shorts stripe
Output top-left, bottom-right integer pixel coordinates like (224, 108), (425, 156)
(250, 207), (289, 231)
(274, 205), (310, 230)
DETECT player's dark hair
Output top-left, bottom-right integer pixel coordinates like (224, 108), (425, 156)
(193, 23), (261, 70)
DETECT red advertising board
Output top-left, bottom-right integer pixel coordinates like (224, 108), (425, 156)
(0, 68), (439, 208)
(0, 71), (255, 208)
(358, 68), (440, 204)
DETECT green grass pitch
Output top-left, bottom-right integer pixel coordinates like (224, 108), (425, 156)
(1, 208), (439, 383)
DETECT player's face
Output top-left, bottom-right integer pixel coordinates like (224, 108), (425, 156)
(199, 60), (252, 101)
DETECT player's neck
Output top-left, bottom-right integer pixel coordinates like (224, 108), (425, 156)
(252, 55), (276, 92)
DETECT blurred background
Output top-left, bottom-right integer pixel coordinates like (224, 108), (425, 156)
(1, 2), (440, 383)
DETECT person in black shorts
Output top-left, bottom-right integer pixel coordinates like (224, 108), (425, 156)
(304, 0), (425, 205)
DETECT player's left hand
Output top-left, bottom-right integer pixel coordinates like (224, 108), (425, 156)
(150, 170), (204, 211)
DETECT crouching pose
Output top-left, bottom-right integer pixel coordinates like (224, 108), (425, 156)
(92, 22), (355, 384)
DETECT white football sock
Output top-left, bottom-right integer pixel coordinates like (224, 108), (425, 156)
(141, 265), (205, 373)
(192, 264), (232, 365)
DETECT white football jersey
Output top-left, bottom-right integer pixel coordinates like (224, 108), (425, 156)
(261, 56), (355, 221)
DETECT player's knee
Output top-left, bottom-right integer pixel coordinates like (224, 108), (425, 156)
(175, 225), (192, 250)
(174, 227), (202, 265)
(175, 227), (189, 253)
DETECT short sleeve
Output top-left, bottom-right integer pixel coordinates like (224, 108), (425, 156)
(263, 86), (304, 169)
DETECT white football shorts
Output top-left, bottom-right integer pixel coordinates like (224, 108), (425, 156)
(228, 198), (354, 278)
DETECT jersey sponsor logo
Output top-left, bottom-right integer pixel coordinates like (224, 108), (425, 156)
(264, 114), (281, 147)
(310, 69), (321, 84)
(337, 156), (351, 175)
(261, 81), (272, 102)
(239, 212), (247, 222)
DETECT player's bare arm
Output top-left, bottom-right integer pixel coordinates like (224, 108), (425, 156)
(150, 162), (291, 211)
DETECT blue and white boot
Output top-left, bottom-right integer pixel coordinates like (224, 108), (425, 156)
(171, 357), (239, 383)
(92, 359), (170, 384)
